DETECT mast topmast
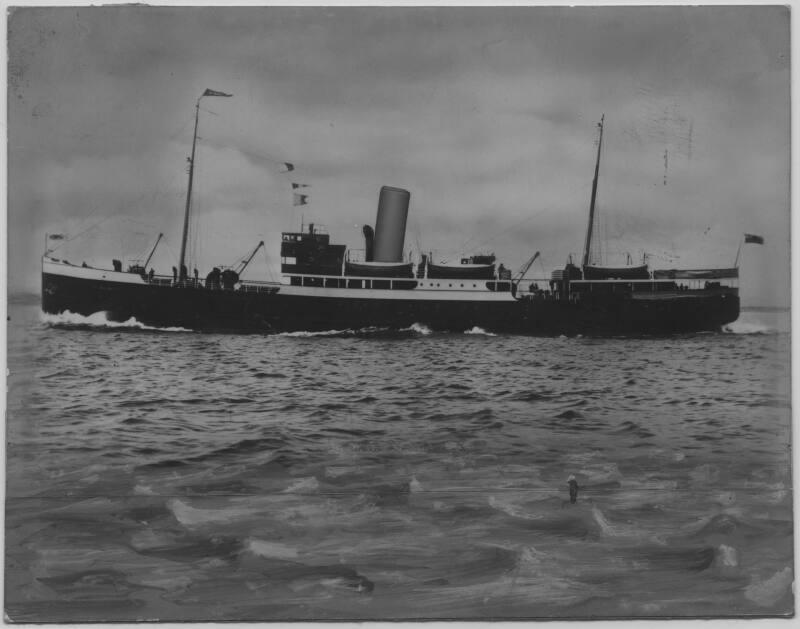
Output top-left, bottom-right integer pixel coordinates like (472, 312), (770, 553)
(582, 114), (604, 269)
(177, 89), (233, 279)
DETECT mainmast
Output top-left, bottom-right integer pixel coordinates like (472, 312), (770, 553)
(582, 115), (604, 269)
(178, 89), (233, 280)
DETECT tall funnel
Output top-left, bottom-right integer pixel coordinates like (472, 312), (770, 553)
(373, 186), (410, 262)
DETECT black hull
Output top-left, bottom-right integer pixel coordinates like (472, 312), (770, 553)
(42, 272), (740, 336)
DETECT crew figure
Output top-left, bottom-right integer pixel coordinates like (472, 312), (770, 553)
(205, 267), (222, 290)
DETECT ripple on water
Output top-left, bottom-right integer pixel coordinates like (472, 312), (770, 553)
(4, 303), (793, 620)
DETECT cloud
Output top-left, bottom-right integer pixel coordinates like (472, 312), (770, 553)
(8, 6), (790, 306)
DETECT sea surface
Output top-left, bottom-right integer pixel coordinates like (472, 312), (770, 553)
(5, 300), (794, 621)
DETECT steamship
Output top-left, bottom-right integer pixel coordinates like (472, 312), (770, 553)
(41, 94), (740, 335)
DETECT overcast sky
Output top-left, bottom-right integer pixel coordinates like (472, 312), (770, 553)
(7, 5), (790, 305)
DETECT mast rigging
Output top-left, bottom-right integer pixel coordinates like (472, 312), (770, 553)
(582, 114), (604, 269)
(178, 89), (233, 280)
(236, 240), (265, 276)
(143, 233), (163, 269)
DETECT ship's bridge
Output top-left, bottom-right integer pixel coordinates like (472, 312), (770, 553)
(280, 223), (346, 276)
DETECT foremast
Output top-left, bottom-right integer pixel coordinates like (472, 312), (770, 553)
(581, 114), (604, 270)
(177, 89), (232, 280)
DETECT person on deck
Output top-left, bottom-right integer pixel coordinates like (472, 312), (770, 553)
(205, 267), (222, 290)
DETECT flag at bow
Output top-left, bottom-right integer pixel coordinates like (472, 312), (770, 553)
(744, 233), (764, 245)
(202, 88), (232, 98)
(293, 193), (309, 206)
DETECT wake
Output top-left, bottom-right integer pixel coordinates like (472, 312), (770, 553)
(722, 320), (773, 335)
(40, 310), (191, 332)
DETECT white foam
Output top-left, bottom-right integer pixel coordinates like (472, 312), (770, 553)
(488, 495), (543, 520)
(41, 310), (191, 332)
(168, 498), (254, 527)
(409, 476), (423, 493)
(464, 326), (497, 336)
(723, 319), (772, 335)
(401, 322), (432, 335)
(324, 465), (358, 478)
(744, 566), (793, 607)
(518, 545), (547, 567)
(277, 329), (351, 337)
(716, 544), (739, 568)
(245, 539), (299, 560)
(592, 507), (666, 544)
(282, 476), (320, 493)
(277, 326), (391, 338)
(580, 462), (622, 482)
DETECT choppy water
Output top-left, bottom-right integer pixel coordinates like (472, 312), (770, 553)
(5, 301), (794, 621)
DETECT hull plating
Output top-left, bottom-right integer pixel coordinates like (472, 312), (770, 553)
(42, 272), (740, 335)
